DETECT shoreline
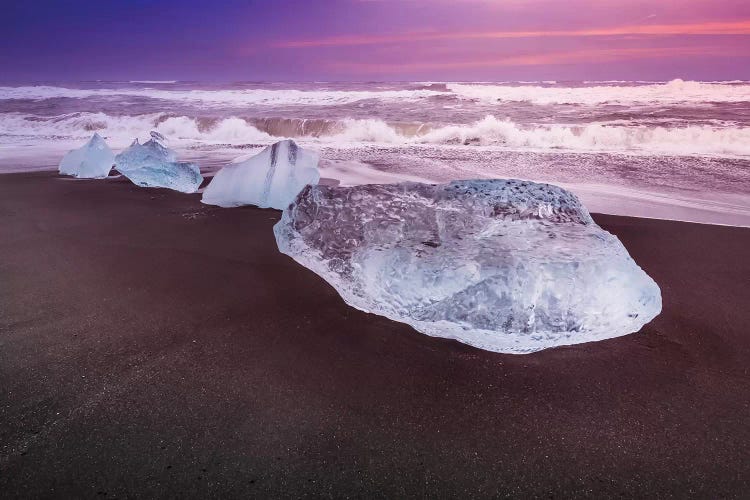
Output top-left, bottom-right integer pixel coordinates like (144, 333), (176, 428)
(2, 168), (749, 228)
(1, 171), (749, 497)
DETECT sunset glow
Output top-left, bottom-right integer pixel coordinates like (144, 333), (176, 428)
(3, 0), (750, 81)
(275, 20), (750, 48)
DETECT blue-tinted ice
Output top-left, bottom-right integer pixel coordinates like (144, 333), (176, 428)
(58, 133), (115, 179)
(115, 133), (202, 193)
(202, 139), (319, 210)
(274, 179), (662, 354)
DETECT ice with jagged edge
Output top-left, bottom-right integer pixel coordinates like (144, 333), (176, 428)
(59, 133), (115, 179)
(274, 179), (662, 354)
(114, 132), (202, 193)
(202, 139), (319, 209)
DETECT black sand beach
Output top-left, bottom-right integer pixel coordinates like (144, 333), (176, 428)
(1, 171), (748, 498)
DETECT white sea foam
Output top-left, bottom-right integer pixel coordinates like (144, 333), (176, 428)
(414, 116), (750, 156)
(3, 112), (750, 157)
(0, 112), (270, 147)
(129, 80), (178, 84)
(0, 85), (440, 106)
(3, 79), (750, 107)
(154, 116), (273, 143)
(0, 112), (161, 147)
(447, 79), (750, 105)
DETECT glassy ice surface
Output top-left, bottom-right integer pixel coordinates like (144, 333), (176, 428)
(114, 134), (202, 193)
(58, 133), (115, 179)
(275, 179), (662, 354)
(202, 139), (319, 209)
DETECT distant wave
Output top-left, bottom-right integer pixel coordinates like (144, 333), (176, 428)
(3, 112), (750, 157)
(2, 79), (750, 107)
(447, 79), (750, 105)
(0, 85), (439, 106)
(128, 80), (178, 84)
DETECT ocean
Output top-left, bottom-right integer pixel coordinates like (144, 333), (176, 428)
(1, 79), (749, 226)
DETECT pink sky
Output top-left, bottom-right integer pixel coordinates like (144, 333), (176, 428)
(260, 0), (750, 80)
(3, 0), (750, 81)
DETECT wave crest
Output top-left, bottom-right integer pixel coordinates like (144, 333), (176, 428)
(2, 112), (750, 156)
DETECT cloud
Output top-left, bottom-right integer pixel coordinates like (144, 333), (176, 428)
(325, 46), (726, 73)
(273, 20), (750, 48)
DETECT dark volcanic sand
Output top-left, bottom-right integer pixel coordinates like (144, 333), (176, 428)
(0, 171), (748, 498)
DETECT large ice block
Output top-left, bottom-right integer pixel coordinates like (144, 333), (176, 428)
(114, 134), (202, 193)
(202, 139), (319, 209)
(274, 179), (662, 354)
(58, 133), (115, 179)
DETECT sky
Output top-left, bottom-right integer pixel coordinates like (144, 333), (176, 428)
(2, 0), (750, 82)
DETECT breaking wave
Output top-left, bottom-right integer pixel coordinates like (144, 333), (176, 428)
(330, 116), (750, 156)
(2, 112), (750, 156)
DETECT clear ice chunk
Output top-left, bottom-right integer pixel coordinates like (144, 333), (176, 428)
(202, 139), (320, 209)
(114, 135), (202, 193)
(58, 133), (115, 179)
(274, 179), (662, 354)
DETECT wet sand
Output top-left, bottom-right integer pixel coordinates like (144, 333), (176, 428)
(1, 171), (748, 498)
